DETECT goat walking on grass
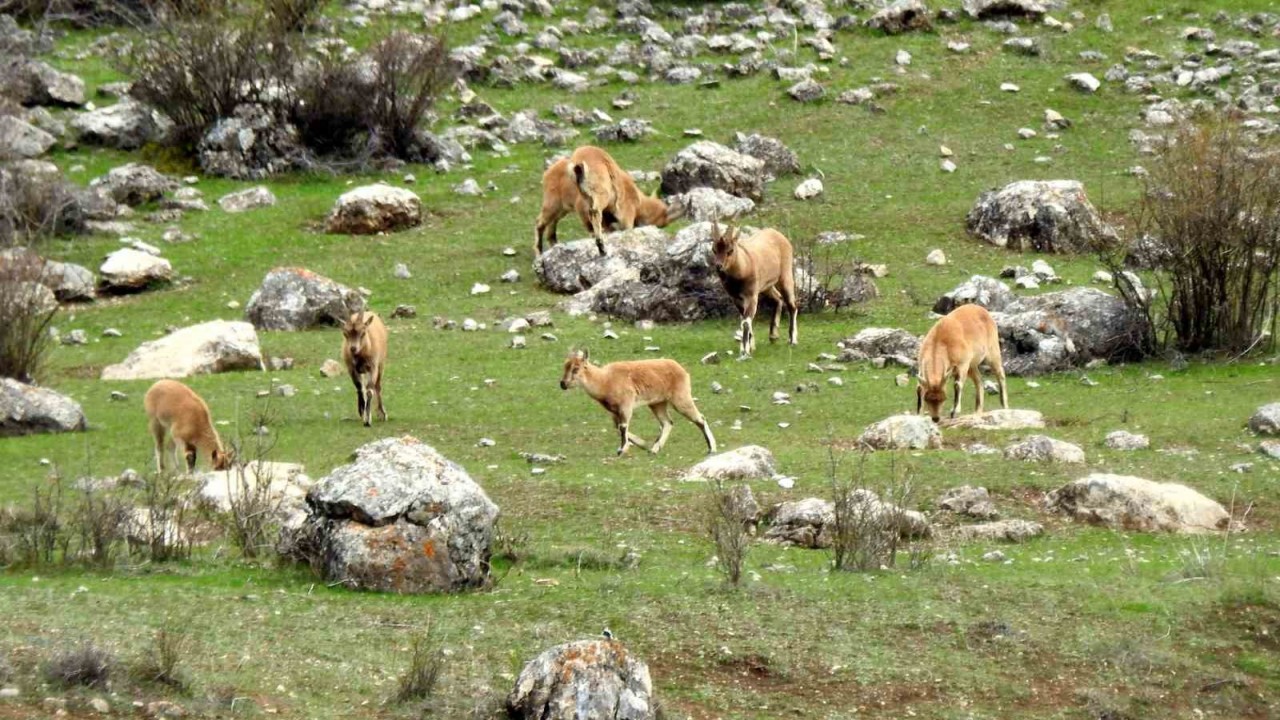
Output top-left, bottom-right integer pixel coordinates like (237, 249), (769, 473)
(560, 349), (717, 456)
(710, 221), (799, 357)
(916, 303), (1009, 422)
(342, 311), (388, 426)
(144, 379), (232, 473)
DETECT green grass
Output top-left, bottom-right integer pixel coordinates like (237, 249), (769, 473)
(3, 1), (1280, 717)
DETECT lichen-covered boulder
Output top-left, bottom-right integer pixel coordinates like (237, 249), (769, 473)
(287, 437), (499, 593)
(244, 267), (364, 331)
(966, 180), (1118, 254)
(659, 141), (766, 202)
(507, 639), (655, 720)
(101, 320), (264, 380)
(1045, 474), (1230, 533)
(732, 132), (800, 179)
(0, 378), (87, 436)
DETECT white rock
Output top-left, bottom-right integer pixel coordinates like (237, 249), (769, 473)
(1045, 474), (1229, 533)
(793, 178), (824, 200)
(101, 320), (264, 380)
(680, 445), (778, 482)
(925, 249), (946, 266)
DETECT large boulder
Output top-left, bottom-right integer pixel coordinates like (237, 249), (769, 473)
(837, 327), (920, 364)
(287, 436), (499, 593)
(659, 141), (767, 202)
(858, 414), (942, 450)
(0, 378), (87, 436)
(1045, 474), (1230, 533)
(664, 186), (755, 222)
(732, 132), (800, 179)
(1248, 403), (1280, 435)
(680, 445), (777, 482)
(992, 288), (1147, 375)
(71, 100), (171, 150)
(0, 115), (56, 159)
(198, 103), (306, 180)
(866, 0), (933, 34)
(324, 184), (422, 235)
(966, 180), (1118, 254)
(101, 320), (264, 380)
(98, 248), (172, 293)
(244, 267), (364, 331)
(507, 639), (655, 720)
(948, 519), (1044, 543)
(942, 409), (1045, 431)
(1004, 435), (1085, 463)
(19, 61), (85, 107)
(933, 275), (1017, 315)
(89, 163), (177, 206)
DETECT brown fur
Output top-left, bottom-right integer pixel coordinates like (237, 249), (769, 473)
(560, 349), (716, 456)
(143, 379), (231, 472)
(565, 146), (680, 257)
(915, 303), (1009, 422)
(710, 222), (799, 356)
(342, 311), (388, 426)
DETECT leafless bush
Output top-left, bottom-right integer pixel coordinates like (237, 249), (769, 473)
(44, 640), (114, 689)
(393, 622), (444, 705)
(0, 0), (219, 26)
(71, 483), (129, 568)
(264, 0), (324, 33)
(133, 624), (191, 691)
(1114, 118), (1280, 354)
(0, 254), (57, 383)
(291, 53), (378, 159)
(705, 479), (752, 587)
(792, 234), (879, 314)
(0, 164), (87, 244)
(0, 472), (67, 567)
(223, 406), (282, 560)
(363, 30), (455, 161)
(829, 454), (918, 572)
(132, 471), (196, 562)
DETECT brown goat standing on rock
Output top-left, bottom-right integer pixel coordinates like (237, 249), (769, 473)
(342, 311), (388, 426)
(915, 303), (1009, 422)
(144, 379), (232, 473)
(560, 349), (716, 456)
(710, 221), (799, 357)
(546, 145), (679, 257)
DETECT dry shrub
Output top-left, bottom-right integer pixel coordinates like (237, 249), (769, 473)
(363, 30), (454, 160)
(705, 479), (752, 587)
(792, 234), (879, 314)
(222, 410), (283, 560)
(131, 471), (197, 562)
(1122, 118), (1280, 353)
(0, 253), (57, 383)
(44, 641), (114, 689)
(0, 0), (227, 27)
(0, 165), (87, 244)
(71, 483), (130, 568)
(394, 622), (444, 705)
(133, 624), (191, 691)
(829, 454), (918, 573)
(0, 474), (66, 566)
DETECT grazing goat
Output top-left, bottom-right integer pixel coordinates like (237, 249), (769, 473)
(566, 145), (680, 256)
(710, 221), (799, 356)
(342, 311), (388, 426)
(559, 349), (716, 456)
(915, 303), (1009, 423)
(143, 379), (232, 473)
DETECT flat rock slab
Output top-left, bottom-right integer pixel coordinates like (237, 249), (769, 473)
(943, 409), (1045, 431)
(101, 320), (264, 380)
(0, 378), (87, 436)
(948, 519), (1044, 543)
(1045, 473), (1229, 533)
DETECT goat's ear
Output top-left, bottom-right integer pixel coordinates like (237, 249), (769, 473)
(580, 347), (589, 361)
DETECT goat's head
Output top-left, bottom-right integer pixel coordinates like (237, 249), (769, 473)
(342, 312), (369, 347)
(560, 348), (590, 390)
(645, 192), (683, 226)
(211, 446), (235, 471)
(916, 381), (947, 424)
(710, 221), (741, 270)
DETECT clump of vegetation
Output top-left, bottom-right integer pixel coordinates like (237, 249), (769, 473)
(221, 404), (283, 560)
(393, 623), (444, 705)
(134, 470), (197, 562)
(0, 474), (66, 567)
(0, 253), (58, 383)
(705, 479), (752, 587)
(44, 640), (114, 689)
(1116, 118), (1280, 354)
(829, 455), (918, 572)
(132, 624), (192, 691)
(70, 482), (130, 568)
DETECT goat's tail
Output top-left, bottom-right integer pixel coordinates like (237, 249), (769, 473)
(571, 161), (588, 194)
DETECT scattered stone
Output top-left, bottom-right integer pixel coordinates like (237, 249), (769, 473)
(319, 359), (342, 378)
(933, 275), (1017, 314)
(787, 79), (826, 102)
(982, 550), (1007, 562)
(660, 141), (767, 202)
(394, 263), (411, 280)
(765, 492), (930, 548)
(71, 100), (170, 149)
(390, 305), (416, 319)
(324, 184), (422, 235)
(98, 248), (172, 293)
(938, 485), (999, 520)
(793, 177), (824, 200)
(925, 249), (946, 266)
(217, 186), (276, 213)
(1045, 474), (1230, 533)
(732, 132), (801, 179)
(837, 327), (920, 365)
(101, 320), (264, 380)
(1105, 430), (1149, 451)
(90, 163), (177, 206)
(1004, 435), (1085, 463)
(1065, 72), (1101, 93)
(1248, 403), (1280, 435)
(866, 0), (932, 35)
(942, 409), (1045, 431)
(501, 269), (520, 283)
(454, 178), (482, 196)
(951, 519), (1043, 543)
(245, 267), (363, 331)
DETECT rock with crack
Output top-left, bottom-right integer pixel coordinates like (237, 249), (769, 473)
(1045, 474), (1229, 533)
(837, 327), (920, 365)
(859, 414), (943, 450)
(283, 436), (499, 593)
(659, 141), (767, 202)
(942, 409), (1045, 431)
(947, 519), (1044, 543)
(933, 275), (1018, 315)
(664, 187), (755, 222)
(966, 180), (1119, 254)
(0, 378), (87, 436)
(507, 639), (655, 720)
(71, 100), (171, 150)
(680, 445), (777, 482)
(245, 267), (364, 331)
(101, 320), (264, 380)
(325, 184), (422, 235)
(1004, 435), (1085, 463)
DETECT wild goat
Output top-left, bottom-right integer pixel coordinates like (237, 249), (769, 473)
(143, 379), (232, 473)
(556, 145), (679, 257)
(710, 221), (799, 356)
(559, 349), (716, 456)
(342, 311), (388, 426)
(915, 303), (1009, 423)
